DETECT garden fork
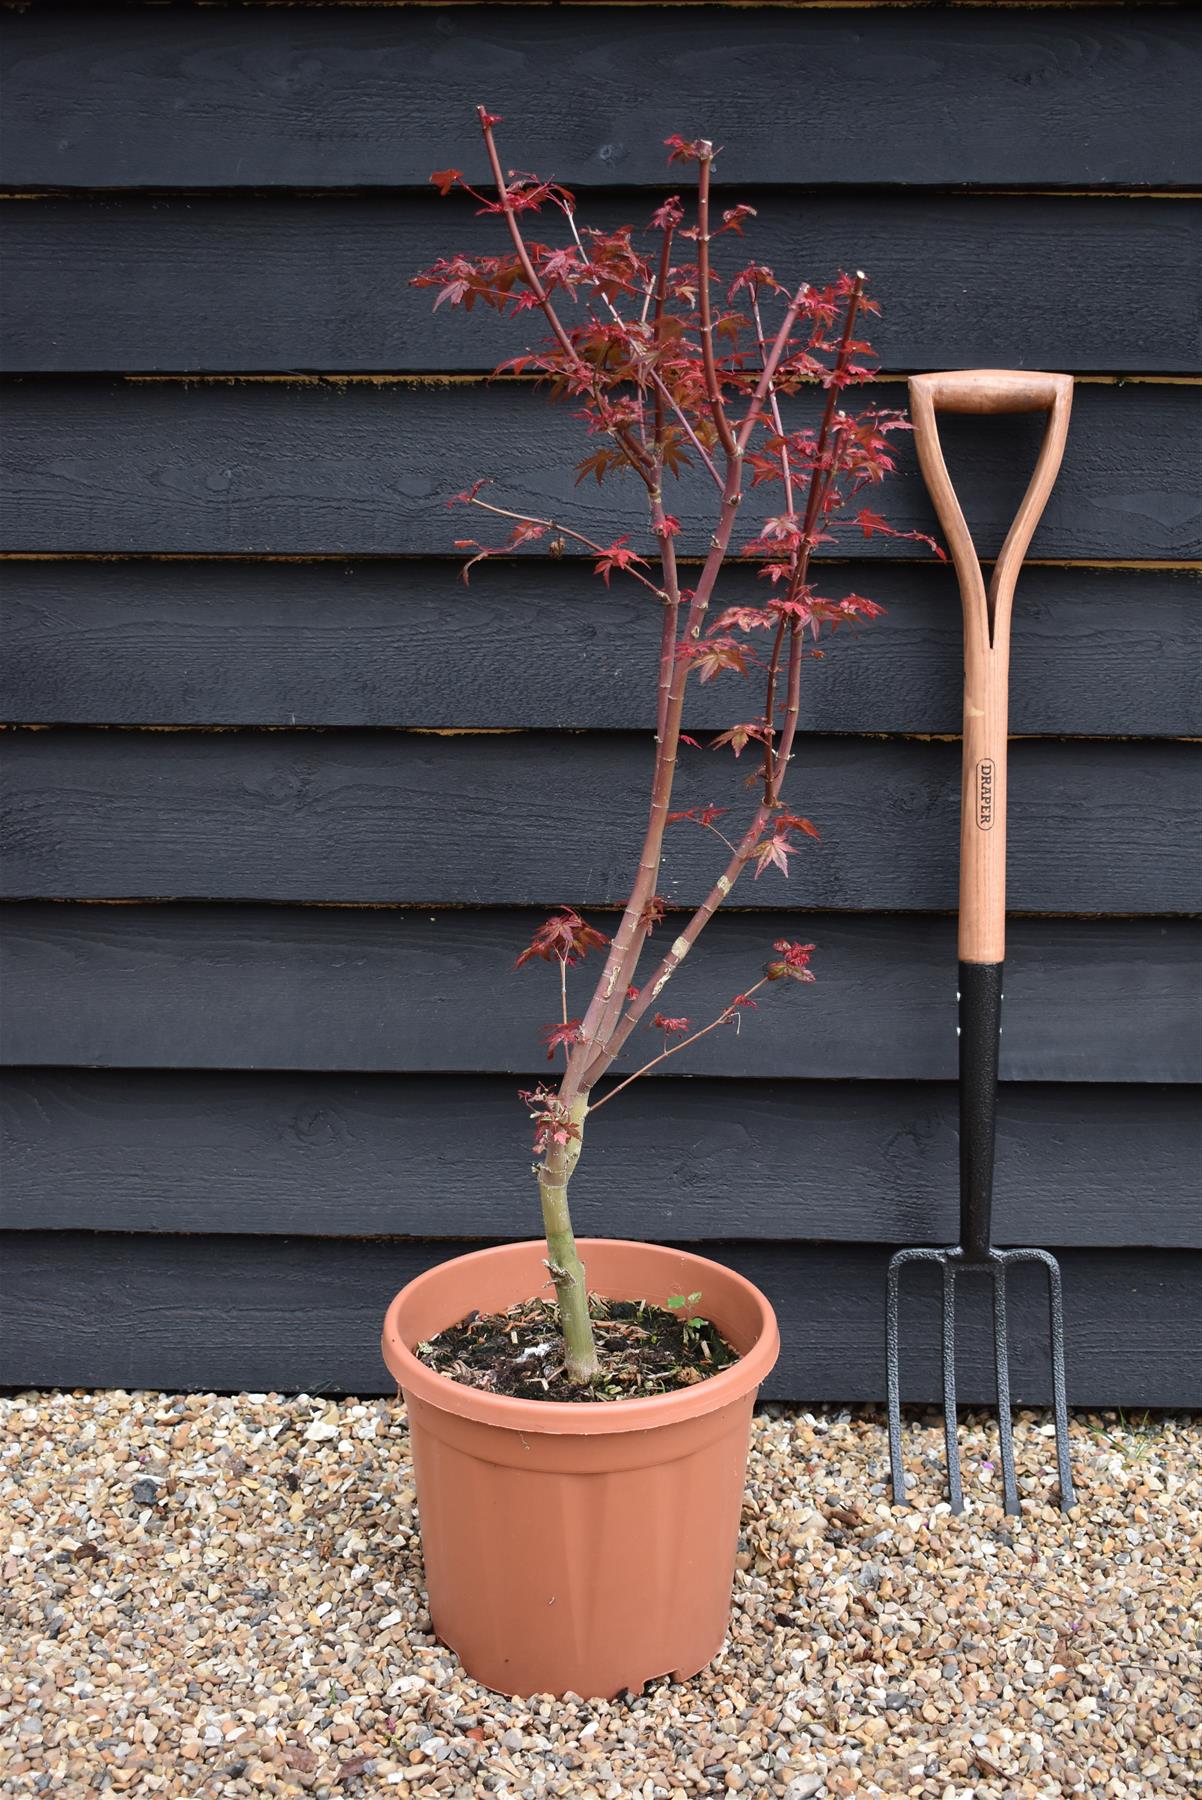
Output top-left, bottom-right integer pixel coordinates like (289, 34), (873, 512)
(887, 370), (1076, 1516)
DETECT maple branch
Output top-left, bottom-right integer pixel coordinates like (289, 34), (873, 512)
(587, 978), (769, 1115)
(645, 366), (724, 489)
(651, 214), (676, 452)
(560, 200), (723, 492)
(767, 277), (864, 801)
(564, 285), (810, 1092)
(462, 495), (667, 599)
(579, 806), (772, 1088)
(653, 535), (681, 746)
(696, 148), (738, 463)
(751, 290), (797, 518)
(751, 285), (807, 805)
(759, 617), (788, 805)
(478, 108), (656, 493)
(788, 275), (865, 602)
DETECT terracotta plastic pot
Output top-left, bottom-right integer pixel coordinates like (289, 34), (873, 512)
(381, 1237), (780, 1699)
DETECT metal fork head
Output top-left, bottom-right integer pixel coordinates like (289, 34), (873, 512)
(887, 1244), (1075, 1516)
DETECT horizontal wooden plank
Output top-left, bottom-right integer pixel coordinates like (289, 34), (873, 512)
(4, 1069), (1196, 1249)
(2, 7), (1195, 191)
(3, 380), (1195, 560)
(3, 729), (1195, 913)
(4, 193), (1197, 375)
(4, 1233), (1197, 1406)
(4, 561), (1199, 736)
(3, 905), (1196, 1083)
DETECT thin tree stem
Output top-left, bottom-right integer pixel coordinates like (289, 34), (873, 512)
(580, 807), (771, 1088)
(536, 1094), (597, 1382)
(697, 151), (738, 462)
(479, 110), (656, 491)
(463, 495), (667, 598)
(588, 978), (769, 1114)
(564, 286), (810, 1090)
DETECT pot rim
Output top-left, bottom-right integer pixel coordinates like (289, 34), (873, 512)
(381, 1237), (779, 1436)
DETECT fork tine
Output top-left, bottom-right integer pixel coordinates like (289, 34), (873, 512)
(886, 1250), (908, 1506)
(990, 1259), (1020, 1515)
(1043, 1254), (1077, 1511)
(1005, 1249), (1076, 1512)
(941, 1260), (963, 1513)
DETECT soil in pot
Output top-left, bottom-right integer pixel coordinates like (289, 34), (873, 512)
(413, 1292), (740, 1402)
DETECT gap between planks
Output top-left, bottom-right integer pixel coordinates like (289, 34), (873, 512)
(2, 554), (1197, 572)
(52, 372), (1201, 387)
(2, 724), (1199, 746)
(3, 187), (1199, 201)
(7, 897), (1198, 923)
(68, 3), (1194, 12)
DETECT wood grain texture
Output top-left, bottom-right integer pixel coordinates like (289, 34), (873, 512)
(3, 905), (1197, 1083)
(2, 6), (1195, 190)
(4, 561), (1198, 736)
(3, 0), (1198, 1404)
(4, 193), (1197, 375)
(3, 729), (1195, 912)
(4, 1233), (1198, 1406)
(4, 1069), (1197, 1249)
(2, 380), (1198, 560)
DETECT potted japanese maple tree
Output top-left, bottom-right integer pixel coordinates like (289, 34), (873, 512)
(381, 110), (932, 1699)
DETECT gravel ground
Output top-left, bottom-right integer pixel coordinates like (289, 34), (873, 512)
(2, 1393), (1199, 1799)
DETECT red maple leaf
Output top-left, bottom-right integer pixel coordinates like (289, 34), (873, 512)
(593, 537), (650, 586)
(664, 134), (712, 165)
(750, 835), (794, 879)
(775, 812), (822, 843)
(667, 804), (729, 829)
(764, 940), (817, 983)
(710, 722), (772, 758)
(679, 637), (752, 684)
(541, 1019), (584, 1061)
(856, 509), (946, 561)
(650, 195), (685, 232)
(640, 895), (667, 932)
(516, 908), (609, 968)
(838, 593), (886, 622)
(430, 169), (462, 197)
(651, 1013), (691, 1036)
(447, 479), (490, 509)
(716, 204), (758, 237)
(710, 605), (774, 634)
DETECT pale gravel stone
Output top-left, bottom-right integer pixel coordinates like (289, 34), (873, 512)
(0, 1394), (1199, 1798)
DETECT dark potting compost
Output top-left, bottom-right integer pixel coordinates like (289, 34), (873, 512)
(414, 1294), (740, 1401)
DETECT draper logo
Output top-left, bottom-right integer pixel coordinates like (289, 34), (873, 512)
(976, 759), (995, 830)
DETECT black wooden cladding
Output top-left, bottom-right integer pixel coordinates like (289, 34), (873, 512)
(4, 560), (1199, 736)
(5, 1072), (1198, 1250)
(3, 7), (1196, 191)
(5, 1235), (1199, 1407)
(5, 193), (1199, 375)
(4, 729), (1199, 913)
(1, 1), (1199, 1403)
(4, 906), (1198, 1084)
(3, 379), (1198, 561)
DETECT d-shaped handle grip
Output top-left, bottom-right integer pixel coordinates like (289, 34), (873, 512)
(909, 369), (1073, 964)
(910, 368), (1073, 416)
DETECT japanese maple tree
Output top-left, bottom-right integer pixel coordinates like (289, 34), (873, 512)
(416, 111), (938, 1384)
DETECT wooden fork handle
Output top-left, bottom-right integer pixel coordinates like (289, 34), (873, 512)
(908, 370), (1073, 963)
